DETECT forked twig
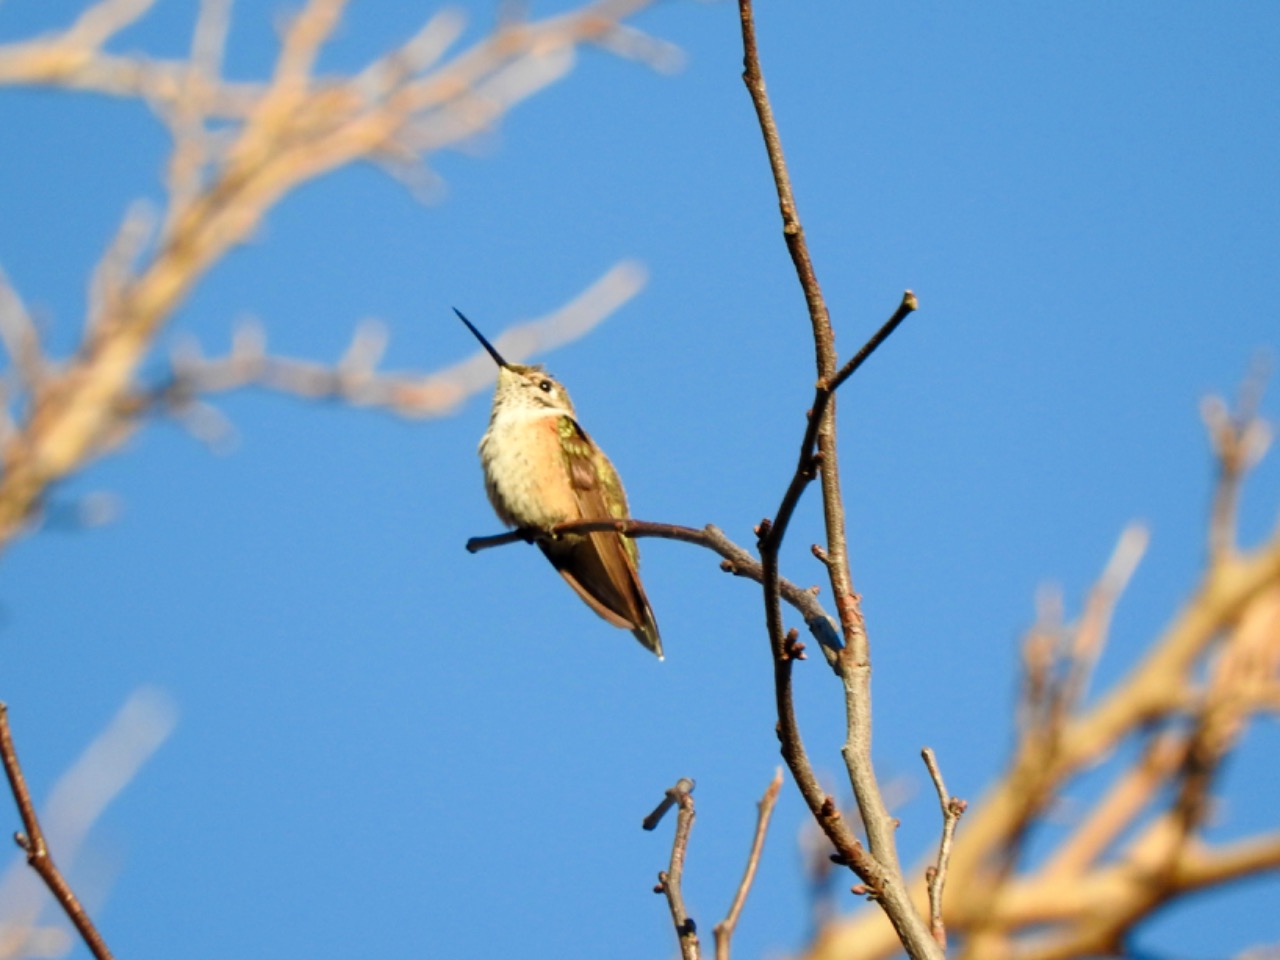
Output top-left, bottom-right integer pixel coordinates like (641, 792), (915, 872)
(649, 778), (701, 960)
(921, 747), (965, 948)
(737, 2), (933, 957)
(0, 704), (114, 960)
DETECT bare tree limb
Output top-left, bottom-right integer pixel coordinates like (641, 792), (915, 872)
(921, 748), (965, 950)
(714, 769), (783, 960)
(0, 704), (114, 960)
(650, 778), (700, 960)
(467, 518), (843, 659)
(736, 2), (933, 957)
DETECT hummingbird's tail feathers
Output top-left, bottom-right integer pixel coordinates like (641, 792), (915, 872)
(541, 534), (663, 659)
(631, 616), (664, 661)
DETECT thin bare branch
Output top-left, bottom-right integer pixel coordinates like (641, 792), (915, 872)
(467, 518), (843, 658)
(642, 777), (694, 832)
(921, 748), (966, 950)
(714, 769), (783, 960)
(737, 2), (931, 956)
(0, 704), (114, 960)
(651, 778), (700, 960)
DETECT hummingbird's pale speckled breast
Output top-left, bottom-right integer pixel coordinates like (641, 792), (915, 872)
(479, 408), (579, 529)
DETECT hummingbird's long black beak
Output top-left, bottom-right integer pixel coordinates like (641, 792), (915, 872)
(453, 307), (509, 368)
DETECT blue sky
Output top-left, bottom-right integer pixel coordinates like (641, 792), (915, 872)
(0, 2), (1277, 958)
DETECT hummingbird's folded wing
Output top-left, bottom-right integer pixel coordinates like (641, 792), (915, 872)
(540, 416), (663, 658)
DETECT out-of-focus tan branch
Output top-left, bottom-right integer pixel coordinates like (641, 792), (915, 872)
(139, 260), (647, 434)
(0, 0), (259, 114)
(0, 0), (665, 554)
(805, 390), (1280, 960)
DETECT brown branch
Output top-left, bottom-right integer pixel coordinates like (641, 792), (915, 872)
(0, 703), (114, 960)
(737, 2), (932, 957)
(466, 518), (843, 658)
(921, 748), (966, 950)
(757, 290), (917, 572)
(714, 769), (783, 960)
(650, 778), (701, 960)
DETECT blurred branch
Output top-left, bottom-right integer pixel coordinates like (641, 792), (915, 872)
(1203, 362), (1272, 560)
(0, 0), (666, 554)
(134, 260), (647, 438)
(804, 384), (1280, 960)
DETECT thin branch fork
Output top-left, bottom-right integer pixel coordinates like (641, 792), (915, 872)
(644, 772), (784, 960)
(0, 703), (115, 960)
(648, 778), (701, 960)
(758, 290), (917, 567)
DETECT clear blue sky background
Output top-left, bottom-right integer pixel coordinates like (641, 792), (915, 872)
(0, 2), (1277, 958)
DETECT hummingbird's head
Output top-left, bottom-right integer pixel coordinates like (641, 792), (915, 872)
(453, 308), (576, 418)
(494, 363), (577, 417)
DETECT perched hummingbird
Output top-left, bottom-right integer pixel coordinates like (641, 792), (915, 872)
(455, 308), (663, 659)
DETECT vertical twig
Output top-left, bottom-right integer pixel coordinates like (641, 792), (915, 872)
(1202, 366), (1272, 561)
(714, 769), (783, 960)
(0, 703), (115, 960)
(648, 778), (701, 960)
(921, 747), (966, 949)
(736, 3), (933, 957)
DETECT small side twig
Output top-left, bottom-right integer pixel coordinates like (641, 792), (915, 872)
(650, 778), (700, 960)
(714, 768), (784, 960)
(0, 703), (115, 960)
(921, 747), (966, 949)
(1202, 366), (1272, 560)
(643, 776), (695, 832)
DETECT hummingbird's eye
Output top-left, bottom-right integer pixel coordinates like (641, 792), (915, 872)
(538, 380), (553, 393)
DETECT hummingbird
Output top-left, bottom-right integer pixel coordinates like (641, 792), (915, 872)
(455, 308), (663, 659)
